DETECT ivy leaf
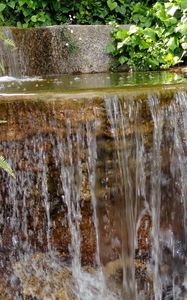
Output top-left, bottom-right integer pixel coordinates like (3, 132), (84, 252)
(8, 1), (16, 9)
(129, 25), (140, 35)
(165, 3), (179, 16)
(0, 4), (6, 12)
(167, 37), (178, 51)
(164, 16), (178, 27)
(0, 12), (4, 22)
(107, 0), (117, 11)
(117, 41), (125, 50)
(31, 15), (37, 22)
(154, 3), (167, 21)
(143, 28), (156, 42)
(139, 40), (150, 49)
(119, 56), (128, 64)
(176, 22), (187, 35)
(116, 29), (128, 40)
(115, 5), (126, 15)
(147, 58), (159, 67)
(23, 8), (32, 17)
(181, 0), (187, 10)
(18, 0), (26, 6)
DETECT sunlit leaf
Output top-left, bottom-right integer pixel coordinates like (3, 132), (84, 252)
(143, 28), (156, 41)
(129, 25), (140, 35)
(8, 1), (16, 9)
(117, 41), (125, 49)
(181, 0), (187, 10)
(107, 0), (117, 11)
(167, 37), (178, 51)
(0, 4), (6, 12)
(176, 22), (187, 35)
(119, 56), (128, 64)
(165, 3), (179, 16)
(116, 29), (128, 40)
(0, 156), (15, 179)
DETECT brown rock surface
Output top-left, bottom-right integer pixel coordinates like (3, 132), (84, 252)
(13, 253), (74, 300)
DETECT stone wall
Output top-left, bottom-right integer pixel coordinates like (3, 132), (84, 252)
(0, 25), (130, 77)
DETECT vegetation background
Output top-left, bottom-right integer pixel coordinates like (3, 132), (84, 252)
(0, 1), (187, 70)
(0, 0), (156, 27)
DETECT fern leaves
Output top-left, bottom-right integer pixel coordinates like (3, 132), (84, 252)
(0, 156), (16, 179)
(0, 32), (15, 48)
(0, 120), (15, 179)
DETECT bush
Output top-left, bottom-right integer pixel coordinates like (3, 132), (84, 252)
(0, 0), (154, 27)
(1, 0), (185, 71)
(107, 0), (187, 70)
(0, 0), (55, 27)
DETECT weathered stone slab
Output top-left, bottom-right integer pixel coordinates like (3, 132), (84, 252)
(0, 25), (130, 76)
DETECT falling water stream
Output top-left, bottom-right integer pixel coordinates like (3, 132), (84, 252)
(0, 28), (22, 77)
(0, 74), (186, 300)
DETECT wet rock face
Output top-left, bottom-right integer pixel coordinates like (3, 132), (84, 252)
(0, 99), (100, 265)
(13, 253), (74, 300)
(0, 89), (186, 299)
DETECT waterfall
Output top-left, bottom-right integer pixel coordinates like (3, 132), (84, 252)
(105, 95), (142, 299)
(105, 91), (187, 300)
(0, 28), (21, 77)
(0, 88), (186, 299)
(149, 96), (164, 300)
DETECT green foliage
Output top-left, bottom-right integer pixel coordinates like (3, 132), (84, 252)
(0, 155), (15, 179)
(107, 0), (187, 71)
(0, 0), (154, 27)
(70, 0), (134, 25)
(0, 0), (55, 27)
(1, 0), (186, 71)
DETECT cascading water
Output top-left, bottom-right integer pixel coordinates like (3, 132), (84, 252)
(0, 28), (21, 77)
(149, 96), (164, 300)
(104, 91), (186, 300)
(0, 78), (186, 300)
(105, 96), (140, 299)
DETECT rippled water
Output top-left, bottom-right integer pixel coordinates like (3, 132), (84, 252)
(0, 71), (187, 94)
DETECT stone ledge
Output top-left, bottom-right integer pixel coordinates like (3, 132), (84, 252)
(0, 25), (130, 76)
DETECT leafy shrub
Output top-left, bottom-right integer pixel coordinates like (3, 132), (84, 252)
(1, 0), (186, 71)
(70, 0), (134, 25)
(0, 0), (154, 27)
(107, 0), (187, 70)
(0, 0), (56, 27)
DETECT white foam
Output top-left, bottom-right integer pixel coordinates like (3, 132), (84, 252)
(0, 93), (36, 96)
(0, 76), (17, 82)
(0, 76), (43, 82)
